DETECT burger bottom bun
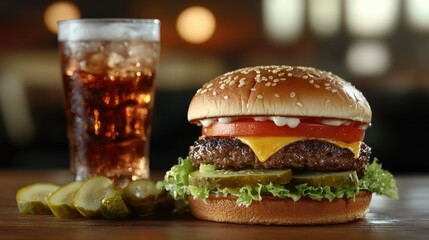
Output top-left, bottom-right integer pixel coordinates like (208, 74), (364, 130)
(188, 191), (372, 225)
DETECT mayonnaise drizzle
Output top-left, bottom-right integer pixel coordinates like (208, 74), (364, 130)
(270, 117), (300, 128)
(200, 119), (215, 127)
(218, 117), (234, 123)
(199, 116), (301, 128)
(198, 117), (368, 130)
(320, 119), (352, 126)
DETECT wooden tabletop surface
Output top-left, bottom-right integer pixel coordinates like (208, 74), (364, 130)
(0, 169), (428, 240)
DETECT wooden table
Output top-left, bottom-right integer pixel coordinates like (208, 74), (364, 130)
(0, 170), (428, 240)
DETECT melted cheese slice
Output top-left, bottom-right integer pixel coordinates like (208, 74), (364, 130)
(237, 137), (361, 162)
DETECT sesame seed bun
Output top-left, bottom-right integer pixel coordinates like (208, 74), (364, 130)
(188, 65), (372, 124)
(188, 191), (372, 225)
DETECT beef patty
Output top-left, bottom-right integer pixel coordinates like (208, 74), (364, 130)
(188, 137), (371, 175)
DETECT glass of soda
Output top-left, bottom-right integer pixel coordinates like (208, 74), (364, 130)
(57, 19), (160, 186)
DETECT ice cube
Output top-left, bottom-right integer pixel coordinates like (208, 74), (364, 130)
(108, 41), (127, 56)
(108, 52), (125, 68)
(86, 41), (104, 53)
(128, 43), (145, 57)
(65, 58), (80, 76)
(84, 53), (107, 74)
(127, 43), (155, 66)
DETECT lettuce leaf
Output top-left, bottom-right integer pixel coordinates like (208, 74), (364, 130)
(156, 157), (195, 200)
(359, 158), (399, 199)
(157, 157), (399, 207)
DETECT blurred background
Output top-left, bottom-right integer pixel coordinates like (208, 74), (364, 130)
(1, 0), (429, 173)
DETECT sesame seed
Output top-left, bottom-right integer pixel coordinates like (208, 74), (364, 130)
(238, 83), (245, 88)
(309, 79), (314, 84)
(296, 102), (303, 108)
(197, 88), (202, 93)
(233, 76), (239, 80)
(269, 76), (273, 80)
(265, 82), (271, 87)
(262, 77), (268, 81)
(314, 84), (320, 88)
(257, 94), (263, 99)
(240, 77), (246, 82)
(229, 80), (236, 86)
(224, 96), (229, 100)
(272, 83), (277, 86)
(212, 91), (217, 96)
(287, 73), (293, 77)
(290, 92), (296, 98)
(331, 89), (338, 93)
(274, 93), (280, 98)
(324, 83), (330, 86)
(280, 78), (286, 81)
(201, 89), (208, 94)
(278, 73), (285, 76)
(325, 87), (331, 90)
(206, 83), (213, 88)
(220, 84), (225, 89)
(250, 88), (256, 91)
(303, 75), (308, 79)
(273, 79), (279, 82)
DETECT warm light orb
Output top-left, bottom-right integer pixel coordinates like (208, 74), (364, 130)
(405, 0), (429, 32)
(176, 6), (216, 44)
(44, 1), (81, 34)
(309, 0), (341, 38)
(347, 40), (390, 76)
(346, 0), (399, 37)
(262, 0), (305, 44)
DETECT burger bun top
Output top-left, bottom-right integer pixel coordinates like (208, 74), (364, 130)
(188, 65), (371, 124)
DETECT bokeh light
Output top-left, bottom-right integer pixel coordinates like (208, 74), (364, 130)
(405, 0), (429, 32)
(176, 6), (216, 44)
(262, 0), (305, 44)
(346, 0), (399, 37)
(43, 1), (81, 34)
(309, 0), (341, 38)
(346, 40), (390, 76)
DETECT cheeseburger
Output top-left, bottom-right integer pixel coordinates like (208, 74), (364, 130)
(159, 65), (398, 225)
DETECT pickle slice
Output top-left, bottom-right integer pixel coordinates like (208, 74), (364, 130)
(73, 176), (116, 218)
(189, 169), (292, 189)
(101, 195), (130, 219)
(291, 171), (359, 188)
(48, 181), (83, 218)
(16, 183), (59, 215)
(122, 179), (158, 216)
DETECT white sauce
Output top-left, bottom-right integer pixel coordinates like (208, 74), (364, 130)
(200, 119), (215, 127)
(254, 117), (268, 121)
(218, 117), (234, 123)
(270, 117), (300, 128)
(198, 117), (368, 129)
(199, 116), (300, 128)
(320, 119), (352, 126)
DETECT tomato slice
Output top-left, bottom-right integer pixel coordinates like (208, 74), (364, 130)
(202, 120), (365, 143)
